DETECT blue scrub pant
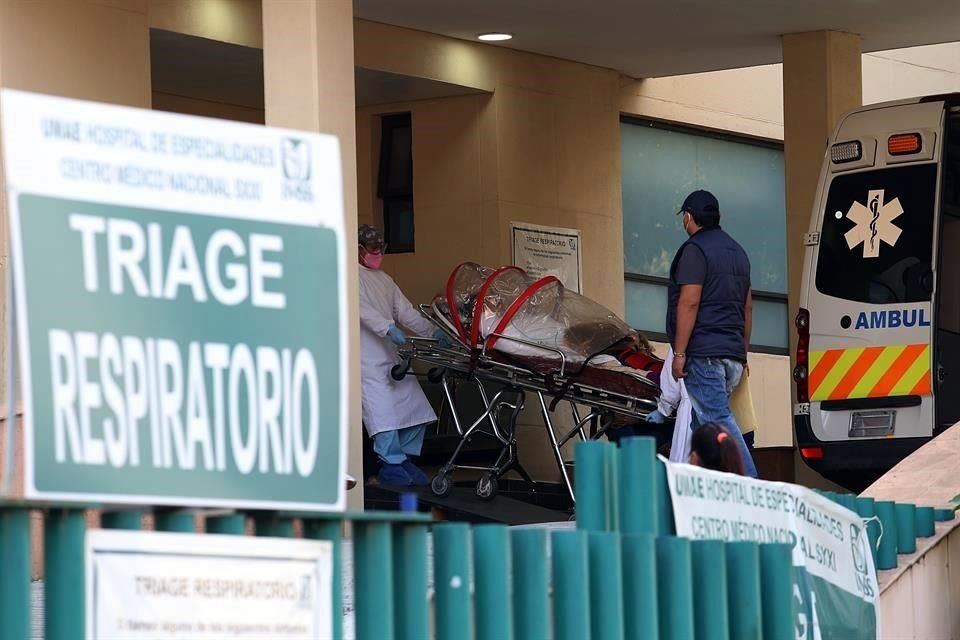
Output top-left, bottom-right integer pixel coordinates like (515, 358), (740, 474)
(373, 423), (426, 465)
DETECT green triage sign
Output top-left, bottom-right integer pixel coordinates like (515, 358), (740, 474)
(1, 89), (348, 511)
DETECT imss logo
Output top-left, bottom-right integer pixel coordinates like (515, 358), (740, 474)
(281, 138), (314, 202)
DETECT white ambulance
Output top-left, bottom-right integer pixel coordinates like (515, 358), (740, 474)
(794, 93), (960, 489)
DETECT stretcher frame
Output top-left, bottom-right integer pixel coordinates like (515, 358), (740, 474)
(391, 304), (660, 504)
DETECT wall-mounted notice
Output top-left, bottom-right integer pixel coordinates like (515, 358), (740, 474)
(510, 222), (582, 293)
(86, 530), (333, 640)
(0, 89), (348, 511)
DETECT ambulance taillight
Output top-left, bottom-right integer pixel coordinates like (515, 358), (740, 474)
(794, 308), (811, 403)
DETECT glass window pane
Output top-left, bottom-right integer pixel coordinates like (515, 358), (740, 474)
(816, 164), (936, 304)
(624, 280), (668, 335)
(752, 299), (788, 350)
(620, 121), (787, 294)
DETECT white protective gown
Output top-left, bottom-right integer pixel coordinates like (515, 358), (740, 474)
(660, 348), (694, 463)
(359, 265), (438, 436)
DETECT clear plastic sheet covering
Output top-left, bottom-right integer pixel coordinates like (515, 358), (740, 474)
(442, 262), (642, 367)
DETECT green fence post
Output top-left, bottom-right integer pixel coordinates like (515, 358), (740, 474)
(759, 543), (795, 640)
(434, 523), (474, 640)
(475, 525), (514, 640)
(894, 503), (917, 554)
(254, 513), (294, 537)
(725, 542), (762, 640)
(690, 540), (729, 640)
(392, 523), (429, 640)
(153, 509), (195, 532)
(656, 536), (693, 640)
(353, 521), (395, 640)
(551, 530), (590, 640)
(875, 501), (899, 570)
(656, 459), (674, 536)
(915, 506), (936, 538)
(936, 508), (955, 522)
(618, 437), (657, 536)
(101, 510), (142, 530)
(589, 531), (625, 640)
(45, 509), (85, 640)
(621, 533), (658, 640)
(837, 493), (858, 514)
(512, 528), (550, 640)
(304, 519), (343, 640)
(604, 443), (620, 532)
(0, 508), (31, 640)
(576, 440), (607, 532)
(855, 497), (880, 570)
(206, 513), (247, 535)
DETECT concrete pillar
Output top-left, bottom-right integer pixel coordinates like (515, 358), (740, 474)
(782, 31), (862, 378)
(262, 0), (363, 509)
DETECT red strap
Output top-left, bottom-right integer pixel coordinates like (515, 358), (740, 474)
(470, 266), (524, 349)
(487, 276), (560, 350)
(445, 264), (469, 341)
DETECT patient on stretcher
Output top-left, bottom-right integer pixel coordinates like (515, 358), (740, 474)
(435, 263), (663, 387)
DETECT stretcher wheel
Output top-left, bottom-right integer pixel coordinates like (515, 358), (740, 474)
(427, 368), (445, 384)
(431, 472), (452, 497)
(476, 473), (498, 501)
(391, 362), (410, 381)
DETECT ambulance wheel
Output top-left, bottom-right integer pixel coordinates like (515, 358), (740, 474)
(431, 472), (452, 497)
(391, 363), (410, 381)
(476, 473), (498, 501)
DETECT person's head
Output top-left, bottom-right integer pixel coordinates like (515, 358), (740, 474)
(358, 224), (385, 269)
(678, 190), (721, 236)
(689, 422), (745, 475)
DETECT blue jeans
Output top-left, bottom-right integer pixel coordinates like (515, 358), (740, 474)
(683, 357), (758, 478)
(373, 424), (426, 465)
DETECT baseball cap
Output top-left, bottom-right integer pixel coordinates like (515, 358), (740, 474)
(358, 224), (385, 251)
(678, 190), (720, 219)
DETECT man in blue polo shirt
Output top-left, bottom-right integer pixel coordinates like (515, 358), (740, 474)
(666, 190), (758, 477)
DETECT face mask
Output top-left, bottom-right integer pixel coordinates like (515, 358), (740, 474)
(362, 252), (384, 270)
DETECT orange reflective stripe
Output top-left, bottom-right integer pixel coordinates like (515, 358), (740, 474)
(869, 344), (927, 397)
(828, 346), (885, 401)
(911, 373), (932, 396)
(809, 349), (843, 397)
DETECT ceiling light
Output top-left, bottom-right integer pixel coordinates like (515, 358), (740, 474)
(478, 33), (512, 42)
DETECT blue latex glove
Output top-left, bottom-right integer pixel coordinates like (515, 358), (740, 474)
(386, 325), (407, 346)
(433, 328), (453, 348)
(646, 409), (666, 424)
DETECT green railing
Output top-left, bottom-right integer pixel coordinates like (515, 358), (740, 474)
(1, 436), (955, 640)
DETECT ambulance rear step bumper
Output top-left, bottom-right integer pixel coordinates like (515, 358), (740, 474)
(794, 413), (927, 478)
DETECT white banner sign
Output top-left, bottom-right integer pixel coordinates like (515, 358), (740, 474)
(86, 530), (333, 640)
(664, 459), (879, 639)
(510, 222), (582, 293)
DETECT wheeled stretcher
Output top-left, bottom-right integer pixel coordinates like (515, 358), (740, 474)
(391, 263), (663, 503)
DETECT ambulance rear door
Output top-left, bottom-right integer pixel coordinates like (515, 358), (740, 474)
(806, 100), (945, 445)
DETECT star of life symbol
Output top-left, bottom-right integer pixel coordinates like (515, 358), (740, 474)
(844, 189), (903, 259)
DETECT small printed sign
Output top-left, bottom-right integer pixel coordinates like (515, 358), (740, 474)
(511, 221), (583, 293)
(86, 530), (333, 640)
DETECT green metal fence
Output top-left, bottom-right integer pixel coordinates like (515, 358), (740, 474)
(0, 436), (954, 640)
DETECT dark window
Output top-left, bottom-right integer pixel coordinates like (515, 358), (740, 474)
(816, 164), (937, 304)
(377, 113), (414, 253)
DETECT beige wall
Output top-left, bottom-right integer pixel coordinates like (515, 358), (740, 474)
(620, 42), (960, 142)
(356, 19), (624, 317)
(151, 91), (265, 123)
(148, 0), (262, 48)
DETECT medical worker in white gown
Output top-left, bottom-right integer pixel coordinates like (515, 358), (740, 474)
(358, 225), (447, 486)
